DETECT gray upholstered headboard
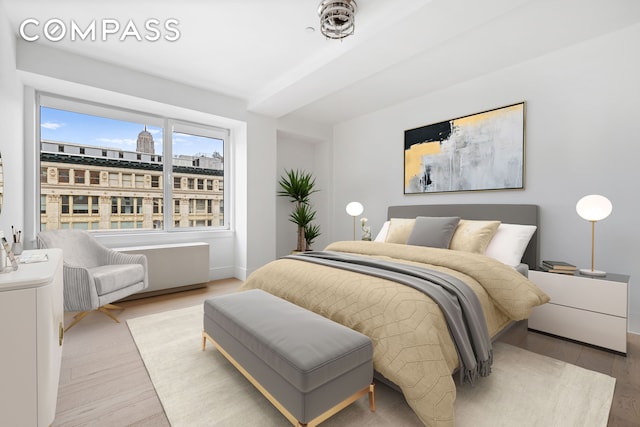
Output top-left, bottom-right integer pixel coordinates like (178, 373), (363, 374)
(387, 204), (539, 269)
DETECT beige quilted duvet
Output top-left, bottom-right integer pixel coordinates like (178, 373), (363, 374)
(241, 241), (549, 427)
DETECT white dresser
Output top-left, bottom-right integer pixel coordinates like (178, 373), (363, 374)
(528, 269), (629, 354)
(0, 249), (64, 426)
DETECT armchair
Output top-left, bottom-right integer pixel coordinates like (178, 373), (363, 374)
(37, 230), (148, 331)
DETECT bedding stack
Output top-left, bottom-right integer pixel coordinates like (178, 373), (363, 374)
(375, 216), (538, 269)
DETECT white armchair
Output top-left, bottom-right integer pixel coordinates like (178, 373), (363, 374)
(37, 230), (148, 330)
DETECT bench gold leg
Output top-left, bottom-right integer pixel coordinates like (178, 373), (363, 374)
(303, 383), (374, 427)
(369, 383), (376, 412)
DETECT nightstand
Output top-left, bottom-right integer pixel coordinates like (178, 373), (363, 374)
(527, 269), (629, 355)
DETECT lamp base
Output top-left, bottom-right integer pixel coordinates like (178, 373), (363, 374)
(579, 268), (607, 277)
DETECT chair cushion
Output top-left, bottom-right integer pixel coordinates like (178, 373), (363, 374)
(89, 264), (145, 295)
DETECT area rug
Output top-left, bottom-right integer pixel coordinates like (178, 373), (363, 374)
(128, 305), (616, 427)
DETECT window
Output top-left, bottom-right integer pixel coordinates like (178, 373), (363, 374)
(153, 198), (162, 214)
(74, 170), (85, 184)
(61, 195), (70, 214)
(72, 195), (89, 214)
(122, 197), (134, 214)
(58, 169), (69, 184)
(172, 123), (225, 230)
(38, 94), (228, 232)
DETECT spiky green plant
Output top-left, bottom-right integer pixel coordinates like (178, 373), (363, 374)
(278, 169), (320, 252)
(304, 223), (321, 250)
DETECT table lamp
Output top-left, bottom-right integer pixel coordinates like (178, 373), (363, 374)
(345, 201), (364, 240)
(576, 194), (612, 276)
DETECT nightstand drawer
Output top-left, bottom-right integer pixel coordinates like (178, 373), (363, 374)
(528, 270), (627, 317)
(529, 303), (627, 353)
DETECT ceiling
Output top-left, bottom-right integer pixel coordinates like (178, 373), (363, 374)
(3, 0), (640, 125)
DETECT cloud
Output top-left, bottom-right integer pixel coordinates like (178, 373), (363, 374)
(41, 121), (64, 130)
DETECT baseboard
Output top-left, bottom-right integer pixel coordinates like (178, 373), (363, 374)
(119, 283), (207, 301)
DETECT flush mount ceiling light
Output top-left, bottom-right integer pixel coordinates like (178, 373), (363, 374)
(318, 0), (357, 40)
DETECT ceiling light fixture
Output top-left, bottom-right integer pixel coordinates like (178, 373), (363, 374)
(318, 0), (357, 40)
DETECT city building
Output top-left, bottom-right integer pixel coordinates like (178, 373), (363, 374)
(39, 128), (224, 231)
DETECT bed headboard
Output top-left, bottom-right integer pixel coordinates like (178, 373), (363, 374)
(387, 204), (539, 269)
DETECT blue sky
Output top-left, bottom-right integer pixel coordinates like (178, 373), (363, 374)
(40, 107), (223, 157)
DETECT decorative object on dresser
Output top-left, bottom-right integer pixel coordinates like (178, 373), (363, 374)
(345, 201), (364, 240)
(37, 229), (148, 330)
(0, 249), (63, 427)
(575, 194), (612, 276)
(528, 269), (629, 354)
(404, 102), (525, 194)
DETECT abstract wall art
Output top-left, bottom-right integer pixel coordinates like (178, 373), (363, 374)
(404, 102), (525, 194)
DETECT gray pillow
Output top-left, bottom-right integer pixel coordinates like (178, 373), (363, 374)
(406, 216), (460, 248)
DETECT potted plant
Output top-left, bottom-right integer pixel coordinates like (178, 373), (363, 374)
(278, 169), (320, 252)
(304, 223), (321, 250)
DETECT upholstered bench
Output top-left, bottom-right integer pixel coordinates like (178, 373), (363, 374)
(202, 289), (375, 427)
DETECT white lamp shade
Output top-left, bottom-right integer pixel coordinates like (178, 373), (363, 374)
(576, 195), (612, 221)
(345, 201), (364, 217)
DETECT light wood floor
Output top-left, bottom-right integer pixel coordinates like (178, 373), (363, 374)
(53, 279), (640, 426)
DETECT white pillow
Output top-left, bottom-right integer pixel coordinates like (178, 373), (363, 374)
(374, 221), (390, 242)
(484, 223), (537, 266)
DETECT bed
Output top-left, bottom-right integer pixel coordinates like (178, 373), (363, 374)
(241, 204), (549, 427)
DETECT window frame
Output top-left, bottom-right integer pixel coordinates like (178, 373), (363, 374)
(167, 119), (229, 232)
(35, 92), (230, 235)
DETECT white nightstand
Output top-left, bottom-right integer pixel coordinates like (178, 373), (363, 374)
(528, 269), (629, 355)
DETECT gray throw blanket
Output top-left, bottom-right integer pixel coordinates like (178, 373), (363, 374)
(286, 251), (493, 384)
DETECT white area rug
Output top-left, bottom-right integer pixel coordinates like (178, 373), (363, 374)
(128, 305), (616, 427)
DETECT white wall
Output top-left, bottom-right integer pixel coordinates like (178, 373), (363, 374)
(0, 5), (24, 239)
(332, 23), (640, 333)
(276, 135), (332, 257)
(9, 39), (278, 281)
(275, 117), (333, 257)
